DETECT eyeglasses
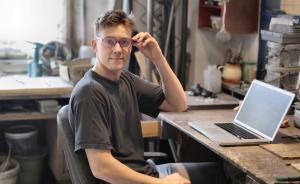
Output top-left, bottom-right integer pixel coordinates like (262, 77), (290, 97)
(96, 36), (132, 48)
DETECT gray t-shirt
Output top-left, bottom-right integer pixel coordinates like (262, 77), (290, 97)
(68, 70), (164, 181)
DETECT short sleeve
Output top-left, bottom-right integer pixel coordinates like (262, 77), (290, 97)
(133, 75), (165, 117)
(71, 98), (113, 152)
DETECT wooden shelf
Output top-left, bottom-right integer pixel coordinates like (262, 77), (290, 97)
(198, 0), (259, 33)
(199, 4), (221, 9)
(0, 111), (57, 121)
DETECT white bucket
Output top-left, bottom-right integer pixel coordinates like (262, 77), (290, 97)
(0, 156), (20, 184)
(4, 125), (38, 156)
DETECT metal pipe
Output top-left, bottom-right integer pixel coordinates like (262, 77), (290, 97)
(146, 0), (153, 81)
(164, 1), (175, 57)
(178, 0), (188, 89)
(122, 0), (131, 14)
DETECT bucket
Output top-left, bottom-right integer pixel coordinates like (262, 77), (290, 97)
(15, 146), (47, 184)
(4, 125), (38, 156)
(0, 156), (20, 184)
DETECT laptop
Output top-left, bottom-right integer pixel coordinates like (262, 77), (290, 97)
(188, 80), (295, 146)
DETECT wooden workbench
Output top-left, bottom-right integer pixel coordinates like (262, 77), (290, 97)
(0, 75), (73, 100)
(159, 109), (300, 184)
(0, 75), (73, 121)
(0, 75), (74, 181)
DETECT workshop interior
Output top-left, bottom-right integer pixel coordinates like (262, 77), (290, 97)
(0, 0), (300, 183)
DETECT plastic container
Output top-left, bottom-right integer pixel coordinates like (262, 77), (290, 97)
(0, 156), (20, 184)
(241, 61), (256, 83)
(14, 146), (47, 184)
(203, 65), (222, 93)
(4, 125), (38, 156)
(210, 16), (221, 31)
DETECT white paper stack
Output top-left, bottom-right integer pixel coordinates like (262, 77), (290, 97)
(37, 100), (61, 113)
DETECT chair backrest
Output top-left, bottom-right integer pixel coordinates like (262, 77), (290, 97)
(57, 105), (98, 184)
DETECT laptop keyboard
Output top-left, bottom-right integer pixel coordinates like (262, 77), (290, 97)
(215, 123), (259, 139)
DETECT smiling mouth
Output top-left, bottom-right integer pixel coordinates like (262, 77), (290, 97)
(110, 58), (124, 60)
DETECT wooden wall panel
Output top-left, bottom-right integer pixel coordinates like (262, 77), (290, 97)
(281, 0), (300, 15)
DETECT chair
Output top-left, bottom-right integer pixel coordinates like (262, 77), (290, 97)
(57, 105), (98, 184)
(57, 105), (168, 184)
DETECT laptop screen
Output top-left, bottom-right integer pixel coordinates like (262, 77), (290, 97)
(235, 80), (294, 139)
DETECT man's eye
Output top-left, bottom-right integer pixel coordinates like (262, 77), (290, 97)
(119, 39), (130, 46)
(106, 39), (116, 45)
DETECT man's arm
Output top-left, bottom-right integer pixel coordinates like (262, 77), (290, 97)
(132, 32), (187, 112)
(86, 149), (190, 184)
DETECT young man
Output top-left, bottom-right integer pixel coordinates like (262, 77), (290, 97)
(69, 10), (226, 184)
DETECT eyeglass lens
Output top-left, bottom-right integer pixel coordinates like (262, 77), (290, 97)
(102, 37), (132, 48)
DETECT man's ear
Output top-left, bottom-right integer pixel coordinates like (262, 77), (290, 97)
(91, 39), (97, 52)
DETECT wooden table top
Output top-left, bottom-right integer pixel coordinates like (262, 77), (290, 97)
(159, 109), (300, 184)
(0, 75), (73, 100)
(186, 92), (240, 110)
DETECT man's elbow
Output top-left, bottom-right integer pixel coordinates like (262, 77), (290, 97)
(90, 165), (105, 180)
(180, 104), (188, 112)
(89, 159), (112, 181)
(173, 103), (188, 112)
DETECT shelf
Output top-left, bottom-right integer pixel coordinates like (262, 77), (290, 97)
(198, 0), (259, 33)
(199, 5), (221, 9)
(0, 111), (57, 121)
(199, 27), (219, 32)
(222, 82), (248, 99)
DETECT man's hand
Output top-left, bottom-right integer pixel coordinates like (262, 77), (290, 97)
(132, 32), (164, 64)
(159, 173), (191, 184)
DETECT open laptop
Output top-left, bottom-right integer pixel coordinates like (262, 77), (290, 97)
(188, 80), (295, 146)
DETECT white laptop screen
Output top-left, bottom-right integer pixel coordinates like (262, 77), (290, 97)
(235, 80), (294, 139)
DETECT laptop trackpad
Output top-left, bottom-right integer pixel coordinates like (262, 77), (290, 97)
(205, 128), (224, 134)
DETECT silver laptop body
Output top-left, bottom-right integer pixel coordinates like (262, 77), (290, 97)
(188, 80), (295, 146)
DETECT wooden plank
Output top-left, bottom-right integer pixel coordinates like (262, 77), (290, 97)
(186, 92), (239, 110)
(0, 112), (57, 121)
(141, 120), (160, 138)
(260, 143), (300, 160)
(291, 163), (300, 172)
(0, 75), (73, 96)
(281, 0), (300, 15)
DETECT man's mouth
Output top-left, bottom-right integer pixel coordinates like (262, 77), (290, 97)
(110, 58), (124, 60)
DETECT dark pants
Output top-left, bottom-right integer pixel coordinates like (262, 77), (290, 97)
(156, 162), (227, 184)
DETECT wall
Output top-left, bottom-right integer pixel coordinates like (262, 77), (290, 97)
(70, 0), (116, 56)
(186, 0), (259, 88)
(281, 0), (300, 15)
(71, 0), (260, 89)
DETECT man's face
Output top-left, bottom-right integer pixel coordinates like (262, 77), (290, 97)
(92, 25), (132, 73)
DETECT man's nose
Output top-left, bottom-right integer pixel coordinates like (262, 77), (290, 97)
(112, 42), (122, 52)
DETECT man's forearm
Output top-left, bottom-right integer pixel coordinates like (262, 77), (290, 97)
(154, 56), (187, 112)
(87, 150), (160, 184)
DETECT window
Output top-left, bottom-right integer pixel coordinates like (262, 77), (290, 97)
(0, 0), (66, 57)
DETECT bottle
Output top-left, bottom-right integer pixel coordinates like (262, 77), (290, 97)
(27, 42), (43, 77)
(203, 65), (222, 93)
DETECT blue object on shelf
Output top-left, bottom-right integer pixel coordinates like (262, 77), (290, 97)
(27, 42), (44, 77)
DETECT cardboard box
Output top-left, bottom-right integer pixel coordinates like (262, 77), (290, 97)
(59, 58), (93, 84)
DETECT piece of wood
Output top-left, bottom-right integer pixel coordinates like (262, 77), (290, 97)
(141, 120), (160, 138)
(281, 0), (300, 15)
(291, 163), (300, 172)
(186, 92), (239, 110)
(0, 112), (57, 122)
(0, 75), (73, 97)
(260, 143), (300, 160)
